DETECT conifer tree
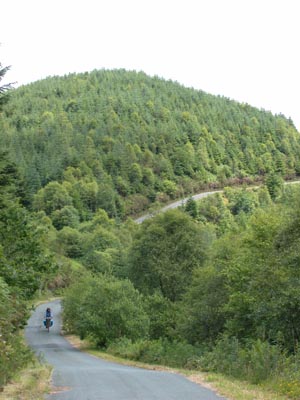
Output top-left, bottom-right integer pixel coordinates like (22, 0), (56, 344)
(0, 62), (13, 107)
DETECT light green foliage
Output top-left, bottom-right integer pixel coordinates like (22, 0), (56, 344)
(199, 337), (286, 384)
(197, 192), (233, 228)
(128, 209), (214, 301)
(63, 274), (149, 346)
(224, 187), (258, 215)
(0, 63), (13, 107)
(0, 151), (20, 206)
(50, 208), (132, 277)
(161, 179), (177, 198)
(0, 84), (56, 387)
(51, 205), (80, 230)
(0, 204), (56, 297)
(80, 226), (121, 273)
(222, 208), (287, 341)
(1, 68), (300, 395)
(128, 163), (142, 191)
(0, 278), (32, 388)
(0, 152), (56, 298)
(33, 181), (73, 215)
(183, 189), (300, 352)
(107, 337), (201, 368)
(143, 292), (178, 340)
(56, 227), (84, 258)
(79, 210), (129, 275)
(190, 187), (274, 236)
(185, 197), (198, 218)
(173, 184), (300, 391)
(1, 69), (299, 218)
(82, 226), (119, 253)
(179, 266), (228, 344)
(257, 185), (272, 207)
(265, 172), (284, 200)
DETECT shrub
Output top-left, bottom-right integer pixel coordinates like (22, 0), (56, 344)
(199, 336), (285, 383)
(63, 274), (149, 346)
(107, 338), (201, 368)
(0, 278), (33, 388)
(143, 292), (178, 340)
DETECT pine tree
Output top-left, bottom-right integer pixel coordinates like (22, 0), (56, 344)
(0, 63), (14, 107)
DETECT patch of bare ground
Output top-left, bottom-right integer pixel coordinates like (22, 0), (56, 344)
(188, 373), (224, 394)
(50, 386), (71, 394)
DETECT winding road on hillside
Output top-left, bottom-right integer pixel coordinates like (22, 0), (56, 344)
(135, 190), (223, 223)
(25, 300), (226, 400)
(135, 180), (300, 223)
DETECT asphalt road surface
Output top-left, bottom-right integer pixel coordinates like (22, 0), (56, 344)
(134, 190), (222, 223)
(25, 300), (227, 400)
(134, 180), (300, 224)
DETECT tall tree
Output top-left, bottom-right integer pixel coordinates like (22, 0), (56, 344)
(128, 209), (214, 301)
(0, 62), (13, 107)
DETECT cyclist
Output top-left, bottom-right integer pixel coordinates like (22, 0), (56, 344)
(44, 307), (53, 332)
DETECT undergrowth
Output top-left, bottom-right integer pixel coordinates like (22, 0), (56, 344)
(106, 336), (300, 399)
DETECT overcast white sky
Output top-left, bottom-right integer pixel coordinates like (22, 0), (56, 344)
(1, 0), (299, 129)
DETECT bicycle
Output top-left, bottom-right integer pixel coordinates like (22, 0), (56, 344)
(44, 317), (53, 332)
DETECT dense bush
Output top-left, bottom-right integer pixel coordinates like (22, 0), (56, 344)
(128, 209), (214, 301)
(143, 292), (178, 340)
(62, 274), (149, 346)
(199, 337), (285, 383)
(0, 278), (33, 388)
(107, 337), (202, 368)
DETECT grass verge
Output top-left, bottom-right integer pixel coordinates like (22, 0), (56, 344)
(0, 296), (57, 400)
(65, 335), (290, 400)
(0, 361), (52, 400)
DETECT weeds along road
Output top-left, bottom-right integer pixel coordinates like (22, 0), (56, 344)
(25, 300), (226, 400)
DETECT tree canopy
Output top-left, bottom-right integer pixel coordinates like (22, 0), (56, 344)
(1, 69), (299, 220)
(2, 68), (300, 396)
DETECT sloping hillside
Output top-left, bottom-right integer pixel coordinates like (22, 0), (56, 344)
(1, 69), (299, 217)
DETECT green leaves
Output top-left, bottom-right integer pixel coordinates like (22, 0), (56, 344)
(265, 172), (284, 200)
(177, 186), (300, 353)
(33, 181), (73, 215)
(179, 265), (228, 344)
(1, 69), (300, 219)
(128, 209), (214, 301)
(0, 278), (32, 387)
(0, 63), (13, 108)
(0, 151), (21, 207)
(0, 203), (56, 298)
(63, 274), (149, 346)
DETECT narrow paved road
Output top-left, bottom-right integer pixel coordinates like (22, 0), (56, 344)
(25, 300), (227, 400)
(135, 190), (222, 223)
(134, 180), (300, 224)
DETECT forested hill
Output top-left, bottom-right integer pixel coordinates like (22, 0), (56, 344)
(3, 68), (300, 396)
(1, 69), (300, 218)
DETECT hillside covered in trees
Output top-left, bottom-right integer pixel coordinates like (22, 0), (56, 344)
(1, 69), (299, 220)
(2, 68), (300, 398)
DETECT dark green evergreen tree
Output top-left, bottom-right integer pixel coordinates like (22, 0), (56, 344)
(0, 63), (13, 107)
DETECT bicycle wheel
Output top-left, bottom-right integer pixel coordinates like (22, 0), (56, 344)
(46, 318), (51, 332)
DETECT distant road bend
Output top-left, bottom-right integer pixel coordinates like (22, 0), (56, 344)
(135, 180), (300, 223)
(25, 300), (227, 400)
(135, 190), (222, 223)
